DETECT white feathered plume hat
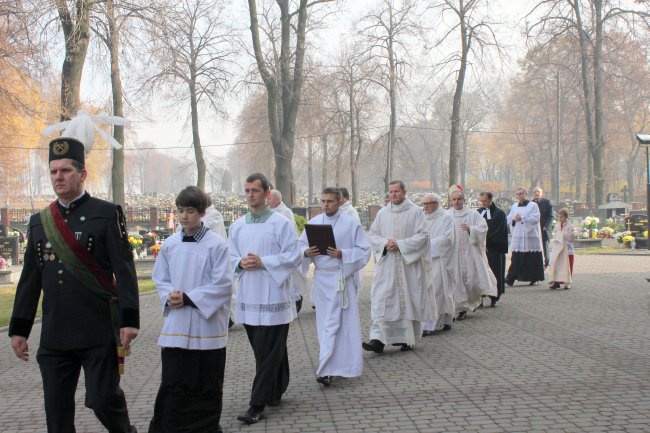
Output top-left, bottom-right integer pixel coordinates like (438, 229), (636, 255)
(43, 109), (129, 164)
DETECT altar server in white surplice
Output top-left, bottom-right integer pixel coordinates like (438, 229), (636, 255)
(505, 187), (545, 286)
(228, 173), (302, 426)
(338, 187), (361, 224)
(150, 186), (233, 433)
(447, 186), (497, 321)
(301, 187), (370, 386)
(420, 193), (456, 336)
(362, 180), (436, 354)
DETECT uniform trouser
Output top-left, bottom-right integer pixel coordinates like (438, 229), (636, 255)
(244, 323), (290, 409)
(542, 238), (550, 267)
(37, 343), (132, 433)
(486, 250), (506, 300)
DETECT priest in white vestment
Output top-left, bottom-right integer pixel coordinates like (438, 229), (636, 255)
(269, 189), (305, 312)
(447, 186), (497, 320)
(420, 193), (456, 335)
(505, 187), (545, 286)
(300, 187), (370, 386)
(363, 180), (436, 353)
(228, 174), (302, 425)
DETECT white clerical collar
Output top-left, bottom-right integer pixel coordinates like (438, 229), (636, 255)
(58, 190), (86, 208)
(480, 208), (492, 220)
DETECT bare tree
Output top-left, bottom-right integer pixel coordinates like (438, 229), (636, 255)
(139, 0), (237, 189)
(359, 0), (418, 191)
(527, 0), (649, 206)
(429, 0), (505, 187)
(247, 0), (334, 207)
(54, 0), (94, 120)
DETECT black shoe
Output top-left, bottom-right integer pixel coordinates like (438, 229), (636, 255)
(506, 280), (514, 287)
(267, 398), (281, 406)
(489, 297), (497, 307)
(237, 407), (264, 425)
(362, 339), (384, 353)
(215, 425), (224, 433)
(392, 343), (412, 351)
(442, 324), (452, 331)
(550, 283), (560, 289)
(317, 376), (332, 386)
(529, 281), (537, 286)
(456, 311), (467, 321)
(422, 330), (433, 337)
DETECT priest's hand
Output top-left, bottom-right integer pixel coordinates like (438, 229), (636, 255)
(241, 253), (262, 269)
(11, 336), (29, 361)
(514, 213), (522, 222)
(460, 223), (470, 231)
(386, 239), (399, 251)
(167, 290), (184, 308)
(304, 246), (320, 257)
(326, 247), (342, 258)
(120, 327), (139, 349)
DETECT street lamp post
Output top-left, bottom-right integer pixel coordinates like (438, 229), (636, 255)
(635, 133), (650, 250)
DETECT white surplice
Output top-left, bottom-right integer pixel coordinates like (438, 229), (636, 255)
(507, 201), (543, 252)
(448, 205), (497, 313)
(421, 208), (456, 331)
(367, 198), (436, 346)
(153, 230), (233, 350)
(228, 211), (302, 326)
(272, 201), (304, 303)
(549, 221), (574, 284)
(299, 211), (370, 377)
(339, 201), (361, 225)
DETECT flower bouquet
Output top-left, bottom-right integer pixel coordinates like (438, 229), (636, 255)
(598, 227), (615, 238)
(149, 243), (161, 258)
(622, 235), (635, 248)
(0, 257), (10, 270)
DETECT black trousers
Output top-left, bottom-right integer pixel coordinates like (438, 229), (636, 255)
(486, 250), (506, 300)
(37, 343), (132, 433)
(506, 251), (545, 283)
(244, 323), (290, 409)
(149, 347), (226, 433)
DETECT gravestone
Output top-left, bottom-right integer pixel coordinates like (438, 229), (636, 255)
(0, 237), (19, 264)
(626, 213), (648, 249)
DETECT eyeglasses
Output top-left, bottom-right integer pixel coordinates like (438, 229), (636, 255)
(420, 202), (437, 206)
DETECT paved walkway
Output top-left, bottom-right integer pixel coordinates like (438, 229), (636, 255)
(2, 255), (650, 433)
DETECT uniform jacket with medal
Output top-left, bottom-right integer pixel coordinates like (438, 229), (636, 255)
(9, 193), (140, 350)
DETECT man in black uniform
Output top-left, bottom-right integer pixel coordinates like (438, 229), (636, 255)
(533, 187), (553, 268)
(478, 192), (509, 307)
(9, 136), (139, 433)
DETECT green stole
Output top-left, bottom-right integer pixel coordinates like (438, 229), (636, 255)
(40, 201), (130, 373)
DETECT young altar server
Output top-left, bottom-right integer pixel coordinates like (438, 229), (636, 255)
(149, 186), (233, 433)
(300, 187), (371, 386)
(549, 208), (575, 290)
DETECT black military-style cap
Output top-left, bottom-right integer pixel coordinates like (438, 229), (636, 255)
(49, 137), (85, 164)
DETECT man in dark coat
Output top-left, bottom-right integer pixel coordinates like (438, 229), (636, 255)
(9, 136), (139, 433)
(533, 187), (553, 268)
(478, 192), (509, 307)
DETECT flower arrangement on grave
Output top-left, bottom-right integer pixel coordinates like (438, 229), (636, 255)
(622, 235), (634, 247)
(615, 231), (632, 244)
(0, 257), (10, 270)
(644, 230), (648, 238)
(149, 243), (161, 257)
(598, 227), (615, 238)
(582, 216), (599, 231)
(128, 235), (142, 251)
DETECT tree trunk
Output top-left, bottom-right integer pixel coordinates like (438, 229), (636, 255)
(385, 33), (396, 191)
(321, 135), (328, 189)
(57, 0), (92, 120)
(460, 132), (468, 187)
(448, 18), (469, 187)
(189, 81), (206, 189)
(107, 0), (125, 208)
(574, 114), (583, 200)
(572, 0), (596, 207)
(308, 139), (314, 204)
(592, 0), (605, 206)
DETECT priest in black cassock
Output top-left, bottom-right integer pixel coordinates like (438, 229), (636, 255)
(478, 192), (509, 307)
